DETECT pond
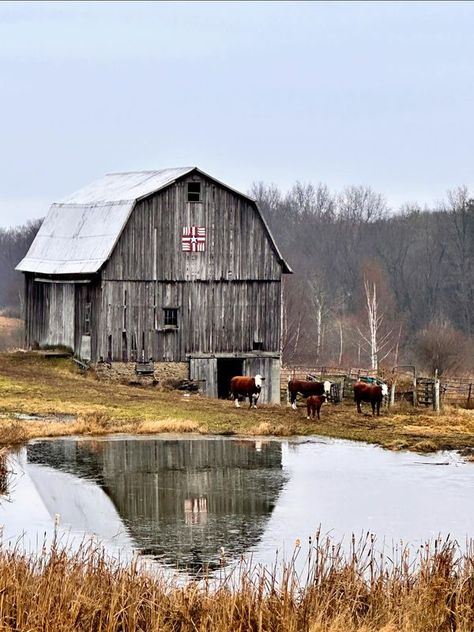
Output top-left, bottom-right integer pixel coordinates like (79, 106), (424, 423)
(0, 435), (473, 574)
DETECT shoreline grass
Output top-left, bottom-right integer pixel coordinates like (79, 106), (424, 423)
(0, 352), (473, 453)
(0, 533), (473, 631)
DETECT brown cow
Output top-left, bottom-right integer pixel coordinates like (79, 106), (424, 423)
(230, 375), (265, 408)
(306, 395), (326, 420)
(354, 381), (388, 416)
(288, 379), (331, 409)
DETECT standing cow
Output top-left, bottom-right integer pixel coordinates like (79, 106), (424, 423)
(230, 375), (265, 408)
(354, 381), (388, 416)
(288, 379), (331, 410)
(306, 395), (326, 420)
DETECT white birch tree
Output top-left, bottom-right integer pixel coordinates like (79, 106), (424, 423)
(357, 279), (393, 371)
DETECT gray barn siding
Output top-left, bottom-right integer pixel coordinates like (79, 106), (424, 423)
(98, 175), (283, 365)
(98, 280), (281, 362)
(25, 275), (47, 348)
(25, 278), (75, 350)
(103, 176), (282, 282)
(243, 357), (281, 404)
(25, 276), (100, 358)
(189, 358), (218, 398)
(74, 282), (100, 361)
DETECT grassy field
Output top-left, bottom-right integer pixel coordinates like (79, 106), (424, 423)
(0, 533), (472, 631)
(0, 352), (473, 452)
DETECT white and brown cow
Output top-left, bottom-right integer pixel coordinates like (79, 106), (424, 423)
(354, 380), (389, 416)
(288, 379), (331, 410)
(230, 375), (265, 408)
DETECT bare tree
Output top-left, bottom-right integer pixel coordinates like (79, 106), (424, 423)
(307, 275), (330, 364)
(357, 280), (393, 371)
(415, 318), (472, 376)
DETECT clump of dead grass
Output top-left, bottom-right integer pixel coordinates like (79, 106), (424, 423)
(77, 411), (112, 429)
(0, 420), (29, 446)
(138, 418), (200, 434)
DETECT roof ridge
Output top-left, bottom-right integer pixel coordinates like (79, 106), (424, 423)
(106, 167), (195, 175)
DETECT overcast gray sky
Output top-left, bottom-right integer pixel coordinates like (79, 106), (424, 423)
(1, 1), (473, 227)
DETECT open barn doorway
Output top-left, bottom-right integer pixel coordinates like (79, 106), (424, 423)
(217, 358), (244, 399)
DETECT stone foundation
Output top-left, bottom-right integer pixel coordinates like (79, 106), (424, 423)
(94, 361), (189, 386)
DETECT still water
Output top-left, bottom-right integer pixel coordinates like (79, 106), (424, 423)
(0, 435), (473, 573)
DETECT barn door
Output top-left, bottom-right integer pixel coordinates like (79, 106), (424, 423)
(217, 358), (243, 398)
(46, 283), (75, 350)
(189, 358), (217, 397)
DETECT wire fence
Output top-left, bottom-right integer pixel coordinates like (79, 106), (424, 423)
(281, 365), (474, 408)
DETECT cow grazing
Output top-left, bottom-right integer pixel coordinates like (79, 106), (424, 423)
(354, 381), (389, 416)
(288, 379), (331, 410)
(230, 375), (265, 408)
(306, 395), (326, 420)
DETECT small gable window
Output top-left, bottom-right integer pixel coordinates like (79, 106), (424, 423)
(187, 182), (201, 202)
(163, 307), (178, 328)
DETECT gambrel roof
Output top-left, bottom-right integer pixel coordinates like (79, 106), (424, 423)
(16, 167), (291, 275)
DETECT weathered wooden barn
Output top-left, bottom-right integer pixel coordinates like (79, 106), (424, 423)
(17, 168), (291, 402)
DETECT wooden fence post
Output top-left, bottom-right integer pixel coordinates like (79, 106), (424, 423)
(390, 383), (396, 408)
(413, 370), (418, 407)
(468, 383), (472, 408)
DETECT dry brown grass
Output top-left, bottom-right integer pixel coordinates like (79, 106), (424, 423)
(0, 534), (473, 631)
(0, 353), (474, 452)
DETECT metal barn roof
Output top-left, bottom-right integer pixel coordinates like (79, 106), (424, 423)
(16, 167), (291, 275)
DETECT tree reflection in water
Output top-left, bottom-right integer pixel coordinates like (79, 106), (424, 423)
(27, 438), (287, 572)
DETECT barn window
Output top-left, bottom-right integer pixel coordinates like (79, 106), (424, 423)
(187, 182), (201, 202)
(252, 341), (264, 351)
(163, 308), (178, 328)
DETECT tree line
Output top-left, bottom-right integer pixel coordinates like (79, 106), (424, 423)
(251, 182), (474, 375)
(1, 182), (473, 374)
(0, 219), (42, 316)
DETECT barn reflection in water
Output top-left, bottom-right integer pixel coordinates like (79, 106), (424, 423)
(27, 438), (286, 571)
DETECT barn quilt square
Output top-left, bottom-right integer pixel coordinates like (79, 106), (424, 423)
(182, 226), (206, 252)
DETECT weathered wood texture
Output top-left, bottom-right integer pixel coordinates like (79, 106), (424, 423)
(104, 175), (282, 282)
(97, 280), (281, 362)
(24, 277), (74, 350)
(25, 275), (100, 358)
(243, 356), (281, 404)
(190, 357), (218, 397)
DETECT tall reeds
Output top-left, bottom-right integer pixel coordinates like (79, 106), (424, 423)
(0, 533), (473, 631)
